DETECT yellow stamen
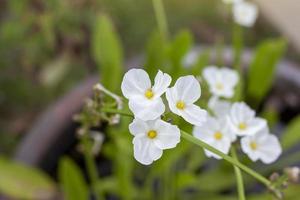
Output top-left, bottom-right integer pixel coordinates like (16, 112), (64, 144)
(238, 122), (247, 130)
(145, 89), (154, 99)
(147, 130), (157, 139)
(214, 131), (223, 140)
(216, 83), (224, 90)
(176, 101), (185, 110)
(250, 141), (257, 150)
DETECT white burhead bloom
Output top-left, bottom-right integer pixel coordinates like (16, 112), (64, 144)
(208, 96), (231, 118)
(222, 0), (243, 4)
(166, 76), (207, 126)
(233, 1), (258, 27)
(227, 102), (267, 136)
(182, 50), (198, 68)
(121, 69), (171, 120)
(241, 126), (282, 164)
(129, 118), (181, 165)
(203, 66), (239, 98)
(193, 116), (235, 159)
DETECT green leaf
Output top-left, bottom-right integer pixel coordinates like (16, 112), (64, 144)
(58, 157), (89, 200)
(281, 116), (300, 150)
(144, 31), (167, 78)
(91, 14), (124, 92)
(169, 29), (193, 78)
(247, 38), (286, 105)
(0, 157), (56, 199)
(190, 49), (210, 76)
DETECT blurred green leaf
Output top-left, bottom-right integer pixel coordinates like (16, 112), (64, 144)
(169, 29), (193, 78)
(247, 38), (286, 105)
(191, 49), (210, 76)
(0, 157), (56, 199)
(260, 105), (279, 129)
(58, 157), (89, 200)
(92, 14), (124, 92)
(144, 31), (167, 78)
(281, 115), (300, 150)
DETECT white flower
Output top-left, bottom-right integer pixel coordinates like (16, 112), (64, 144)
(222, 0), (243, 4)
(129, 118), (181, 165)
(241, 126), (282, 164)
(182, 50), (198, 68)
(227, 102), (267, 136)
(208, 96), (231, 118)
(193, 116), (235, 159)
(121, 69), (171, 120)
(203, 66), (239, 98)
(166, 76), (207, 126)
(233, 1), (258, 27)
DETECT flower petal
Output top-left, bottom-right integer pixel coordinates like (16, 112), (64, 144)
(129, 118), (148, 136)
(208, 96), (231, 118)
(180, 104), (207, 126)
(173, 75), (201, 104)
(133, 137), (153, 165)
(121, 68), (151, 99)
(152, 70), (172, 97)
(257, 134), (282, 164)
(129, 98), (165, 120)
(153, 120), (180, 149)
(203, 66), (218, 85)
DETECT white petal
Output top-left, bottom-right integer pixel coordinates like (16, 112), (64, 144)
(173, 75), (201, 104)
(166, 88), (181, 115)
(129, 98), (165, 120)
(129, 119), (148, 136)
(152, 70), (172, 97)
(133, 137), (163, 165)
(256, 134), (282, 164)
(246, 117), (267, 135)
(153, 120), (181, 149)
(203, 66), (218, 85)
(222, 68), (239, 87)
(204, 138), (231, 159)
(208, 96), (231, 118)
(121, 68), (151, 99)
(180, 104), (207, 126)
(233, 2), (258, 27)
(240, 136), (260, 162)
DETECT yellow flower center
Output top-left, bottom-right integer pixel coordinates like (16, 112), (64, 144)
(216, 83), (224, 90)
(145, 89), (154, 99)
(238, 122), (247, 130)
(176, 101), (185, 110)
(147, 130), (157, 139)
(214, 131), (223, 140)
(250, 141), (257, 150)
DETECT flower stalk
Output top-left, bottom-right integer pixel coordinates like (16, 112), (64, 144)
(152, 0), (169, 40)
(231, 147), (246, 200)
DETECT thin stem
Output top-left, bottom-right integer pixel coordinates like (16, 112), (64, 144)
(152, 0), (169, 40)
(81, 133), (102, 200)
(231, 147), (246, 200)
(233, 23), (243, 71)
(100, 108), (272, 189)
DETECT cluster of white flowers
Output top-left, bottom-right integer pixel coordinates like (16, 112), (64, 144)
(121, 69), (207, 164)
(121, 66), (281, 165)
(193, 66), (282, 164)
(223, 0), (258, 28)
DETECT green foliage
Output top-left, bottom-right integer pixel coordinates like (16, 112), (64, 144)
(168, 29), (193, 78)
(92, 14), (124, 93)
(247, 38), (287, 105)
(145, 31), (167, 78)
(58, 157), (89, 200)
(281, 116), (300, 150)
(0, 157), (56, 199)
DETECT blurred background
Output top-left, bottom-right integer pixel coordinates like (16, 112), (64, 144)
(0, 0), (300, 199)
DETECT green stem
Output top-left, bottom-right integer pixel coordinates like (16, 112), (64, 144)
(81, 132), (102, 200)
(233, 23), (243, 71)
(231, 147), (246, 200)
(152, 0), (169, 40)
(101, 108), (272, 189)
